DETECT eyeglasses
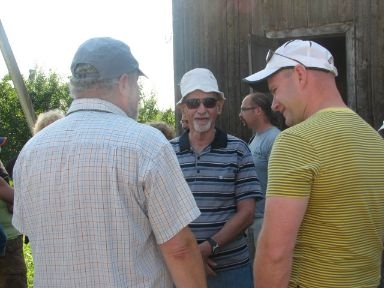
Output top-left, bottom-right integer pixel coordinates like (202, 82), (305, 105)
(184, 97), (218, 109)
(266, 49), (306, 67)
(240, 107), (257, 113)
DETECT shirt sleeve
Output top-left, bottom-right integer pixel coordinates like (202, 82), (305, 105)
(145, 142), (200, 244)
(267, 132), (320, 198)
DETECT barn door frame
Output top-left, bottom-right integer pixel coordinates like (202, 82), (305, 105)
(249, 23), (355, 109)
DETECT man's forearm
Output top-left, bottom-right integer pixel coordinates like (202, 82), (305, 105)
(160, 227), (207, 288)
(208, 199), (255, 247)
(254, 240), (292, 287)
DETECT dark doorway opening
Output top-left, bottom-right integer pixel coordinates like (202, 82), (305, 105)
(280, 36), (347, 104)
(304, 36), (347, 104)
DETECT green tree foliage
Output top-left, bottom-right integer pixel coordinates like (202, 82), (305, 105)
(0, 70), (72, 164)
(0, 70), (175, 165)
(137, 80), (175, 128)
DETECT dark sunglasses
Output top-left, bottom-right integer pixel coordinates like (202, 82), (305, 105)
(266, 49), (306, 67)
(184, 97), (218, 109)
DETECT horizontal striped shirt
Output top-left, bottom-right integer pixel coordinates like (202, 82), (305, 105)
(268, 108), (384, 287)
(170, 128), (262, 271)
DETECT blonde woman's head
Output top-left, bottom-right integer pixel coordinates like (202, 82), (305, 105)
(33, 109), (65, 135)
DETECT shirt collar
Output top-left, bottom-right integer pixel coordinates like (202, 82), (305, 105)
(67, 98), (128, 118)
(179, 127), (228, 152)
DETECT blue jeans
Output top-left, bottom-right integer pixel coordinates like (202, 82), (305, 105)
(207, 264), (253, 288)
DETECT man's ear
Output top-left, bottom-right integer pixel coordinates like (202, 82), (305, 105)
(294, 65), (308, 88)
(117, 74), (130, 93)
(216, 100), (224, 114)
(254, 106), (262, 115)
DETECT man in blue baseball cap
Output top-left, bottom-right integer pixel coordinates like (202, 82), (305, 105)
(13, 37), (206, 288)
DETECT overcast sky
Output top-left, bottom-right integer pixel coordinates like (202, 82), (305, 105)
(0, 0), (174, 109)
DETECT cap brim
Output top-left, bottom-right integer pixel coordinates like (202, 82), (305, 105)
(243, 67), (280, 83)
(138, 68), (147, 78)
(0, 137), (7, 147)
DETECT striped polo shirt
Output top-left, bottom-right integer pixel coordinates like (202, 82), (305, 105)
(170, 128), (262, 271)
(267, 108), (384, 287)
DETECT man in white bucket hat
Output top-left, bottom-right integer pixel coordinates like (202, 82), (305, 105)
(244, 39), (384, 287)
(171, 68), (262, 287)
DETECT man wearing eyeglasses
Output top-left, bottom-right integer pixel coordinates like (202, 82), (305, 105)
(243, 39), (384, 288)
(170, 68), (262, 287)
(238, 92), (281, 267)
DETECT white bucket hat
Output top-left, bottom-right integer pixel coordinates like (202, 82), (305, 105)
(177, 68), (225, 106)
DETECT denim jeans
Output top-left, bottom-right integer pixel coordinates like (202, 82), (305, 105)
(207, 264), (253, 288)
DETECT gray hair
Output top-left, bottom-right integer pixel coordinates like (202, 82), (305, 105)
(69, 63), (119, 98)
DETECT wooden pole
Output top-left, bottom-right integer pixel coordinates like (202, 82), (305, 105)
(0, 19), (36, 134)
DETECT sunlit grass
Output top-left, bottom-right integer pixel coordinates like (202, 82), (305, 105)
(23, 242), (34, 288)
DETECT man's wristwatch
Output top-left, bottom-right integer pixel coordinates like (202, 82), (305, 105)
(207, 237), (220, 256)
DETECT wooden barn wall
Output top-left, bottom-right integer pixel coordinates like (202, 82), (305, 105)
(172, 0), (253, 140)
(249, 0), (384, 129)
(173, 0), (384, 134)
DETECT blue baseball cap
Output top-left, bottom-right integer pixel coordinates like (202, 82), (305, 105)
(71, 37), (145, 80)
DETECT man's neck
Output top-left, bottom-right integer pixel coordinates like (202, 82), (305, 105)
(253, 120), (273, 134)
(189, 128), (216, 153)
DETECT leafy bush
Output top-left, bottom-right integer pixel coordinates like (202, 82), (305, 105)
(0, 71), (175, 164)
(24, 243), (34, 287)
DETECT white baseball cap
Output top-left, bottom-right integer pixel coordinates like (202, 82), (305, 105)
(379, 121), (384, 132)
(177, 68), (225, 106)
(243, 39), (338, 83)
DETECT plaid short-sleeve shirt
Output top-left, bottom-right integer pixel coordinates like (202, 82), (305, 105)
(13, 99), (200, 288)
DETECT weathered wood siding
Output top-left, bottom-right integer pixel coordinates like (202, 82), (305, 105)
(173, 0), (384, 138)
(173, 0), (252, 139)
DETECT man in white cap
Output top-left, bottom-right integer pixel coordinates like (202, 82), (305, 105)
(170, 68), (262, 287)
(12, 37), (206, 288)
(244, 39), (384, 287)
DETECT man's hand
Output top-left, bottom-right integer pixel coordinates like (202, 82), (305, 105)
(199, 241), (217, 276)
